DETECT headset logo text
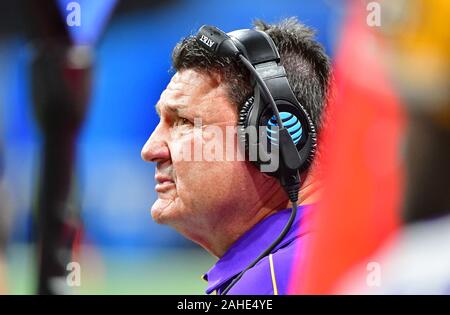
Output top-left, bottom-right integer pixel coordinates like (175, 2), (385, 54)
(199, 35), (215, 48)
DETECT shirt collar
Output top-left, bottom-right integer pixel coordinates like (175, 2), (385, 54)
(203, 204), (313, 294)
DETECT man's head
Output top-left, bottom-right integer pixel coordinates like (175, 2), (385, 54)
(141, 18), (330, 256)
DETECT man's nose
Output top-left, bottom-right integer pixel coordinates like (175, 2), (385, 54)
(141, 131), (170, 163)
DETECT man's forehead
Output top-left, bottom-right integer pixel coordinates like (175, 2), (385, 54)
(156, 69), (227, 114)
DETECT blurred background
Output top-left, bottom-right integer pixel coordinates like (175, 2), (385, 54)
(0, 0), (342, 294)
(1, 0), (449, 295)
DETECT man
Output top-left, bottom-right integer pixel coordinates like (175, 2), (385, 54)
(141, 18), (330, 295)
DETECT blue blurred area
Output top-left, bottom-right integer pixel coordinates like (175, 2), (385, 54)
(0, 0), (343, 250)
(57, 0), (118, 45)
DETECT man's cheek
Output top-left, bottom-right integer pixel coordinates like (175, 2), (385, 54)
(201, 126), (226, 162)
(170, 127), (236, 163)
(173, 162), (208, 202)
(170, 136), (198, 162)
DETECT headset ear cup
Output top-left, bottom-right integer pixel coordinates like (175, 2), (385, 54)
(237, 96), (254, 159)
(265, 101), (317, 173)
(298, 105), (317, 172)
(239, 96), (317, 173)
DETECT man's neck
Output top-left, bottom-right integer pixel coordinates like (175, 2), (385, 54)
(207, 175), (320, 258)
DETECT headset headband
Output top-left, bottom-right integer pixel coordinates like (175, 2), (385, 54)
(228, 29), (280, 64)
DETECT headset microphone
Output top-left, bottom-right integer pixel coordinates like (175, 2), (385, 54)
(196, 25), (317, 295)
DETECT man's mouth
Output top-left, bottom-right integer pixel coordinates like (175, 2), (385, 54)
(155, 174), (175, 193)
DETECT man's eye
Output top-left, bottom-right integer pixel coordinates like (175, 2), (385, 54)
(175, 117), (192, 126)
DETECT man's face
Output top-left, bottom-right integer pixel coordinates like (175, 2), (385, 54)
(141, 69), (269, 241)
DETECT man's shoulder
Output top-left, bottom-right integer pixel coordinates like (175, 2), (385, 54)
(227, 233), (312, 295)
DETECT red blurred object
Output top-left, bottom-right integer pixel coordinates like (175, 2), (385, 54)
(289, 3), (405, 294)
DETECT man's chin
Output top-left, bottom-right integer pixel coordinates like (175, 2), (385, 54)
(150, 198), (175, 224)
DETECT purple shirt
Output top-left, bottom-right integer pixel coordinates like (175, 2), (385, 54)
(203, 204), (313, 295)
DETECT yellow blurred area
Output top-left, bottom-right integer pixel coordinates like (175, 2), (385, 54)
(380, 0), (450, 126)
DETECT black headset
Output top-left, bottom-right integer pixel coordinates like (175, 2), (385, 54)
(195, 25), (317, 295)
